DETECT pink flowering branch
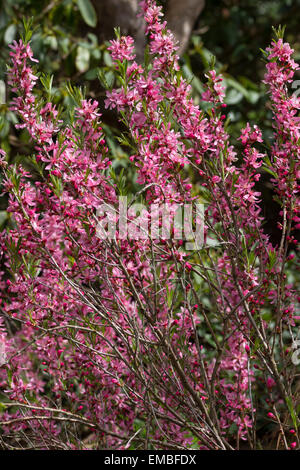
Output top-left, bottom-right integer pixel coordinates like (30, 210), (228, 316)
(0, 1), (299, 451)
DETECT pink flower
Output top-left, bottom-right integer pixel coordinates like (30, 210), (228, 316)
(266, 377), (276, 389)
(108, 36), (136, 63)
(0, 149), (7, 168)
(212, 175), (221, 183)
(131, 112), (146, 127)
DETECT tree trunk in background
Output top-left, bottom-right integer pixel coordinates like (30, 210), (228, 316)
(165, 0), (205, 56)
(92, 0), (146, 62)
(92, 0), (205, 60)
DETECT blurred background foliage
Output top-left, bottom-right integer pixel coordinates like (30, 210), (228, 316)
(188, 0), (300, 137)
(0, 0), (299, 242)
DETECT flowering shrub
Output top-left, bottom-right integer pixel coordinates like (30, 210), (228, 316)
(0, 0), (299, 450)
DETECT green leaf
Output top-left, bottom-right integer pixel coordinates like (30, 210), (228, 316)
(0, 211), (8, 228)
(40, 73), (54, 99)
(262, 165), (277, 178)
(77, 0), (97, 28)
(76, 46), (90, 73)
(84, 68), (99, 80)
(285, 396), (298, 430)
(225, 88), (243, 105)
(7, 368), (12, 387)
(98, 69), (114, 90)
(225, 77), (259, 103)
(4, 24), (16, 44)
(0, 402), (7, 412)
(21, 17), (34, 44)
(273, 25), (286, 40)
(268, 250), (277, 269)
